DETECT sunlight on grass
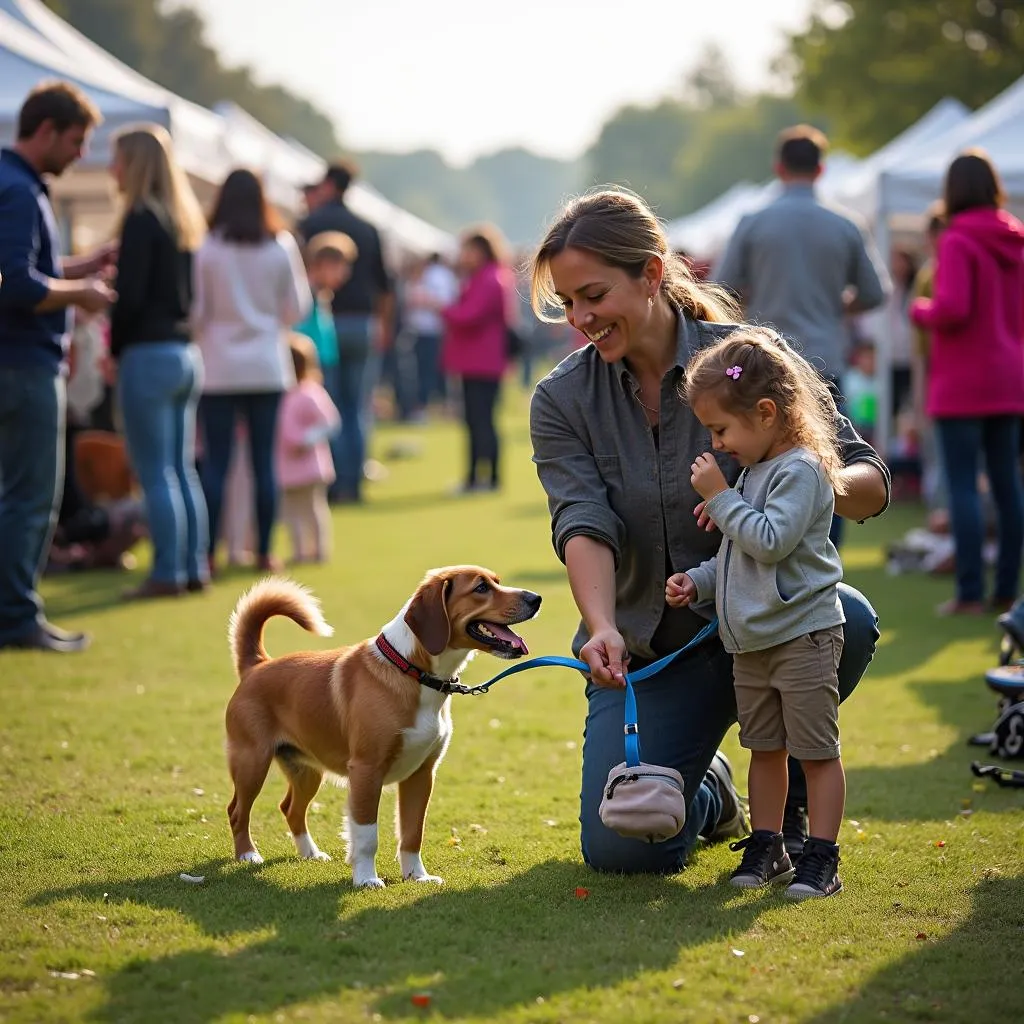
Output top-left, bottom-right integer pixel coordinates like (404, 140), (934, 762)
(1, 390), (1022, 1024)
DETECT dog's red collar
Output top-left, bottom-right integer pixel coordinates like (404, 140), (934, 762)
(375, 633), (467, 695)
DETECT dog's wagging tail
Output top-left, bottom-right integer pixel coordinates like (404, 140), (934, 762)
(228, 578), (334, 677)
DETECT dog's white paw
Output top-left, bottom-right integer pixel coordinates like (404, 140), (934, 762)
(405, 872), (444, 885)
(293, 833), (331, 861)
(238, 850), (264, 864)
(353, 874), (386, 889)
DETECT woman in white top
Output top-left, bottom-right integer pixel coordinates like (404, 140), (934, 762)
(192, 169), (310, 571)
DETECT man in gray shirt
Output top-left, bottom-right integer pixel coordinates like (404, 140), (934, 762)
(715, 125), (890, 384)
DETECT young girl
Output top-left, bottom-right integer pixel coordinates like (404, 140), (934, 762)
(666, 327), (847, 900)
(274, 335), (340, 564)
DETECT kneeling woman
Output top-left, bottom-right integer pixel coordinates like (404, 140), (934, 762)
(528, 189), (886, 873)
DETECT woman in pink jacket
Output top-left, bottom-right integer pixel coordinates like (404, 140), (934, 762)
(442, 227), (513, 492)
(910, 150), (1024, 616)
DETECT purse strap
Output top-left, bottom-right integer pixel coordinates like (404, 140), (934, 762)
(622, 618), (719, 767)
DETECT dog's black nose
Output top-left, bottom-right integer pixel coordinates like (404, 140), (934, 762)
(523, 591), (542, 612)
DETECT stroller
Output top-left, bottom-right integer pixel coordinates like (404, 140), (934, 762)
(969, 606), (1024, 785)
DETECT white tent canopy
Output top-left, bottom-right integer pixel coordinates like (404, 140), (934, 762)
(831, 96), (972, 223)
(664, 98), (971, 262)
(874, 75), (1024, 219)
(665, 181), (763, 255)
(0, 0), (230, 182)
(666, 153), (862, 262)
(0, 0), (455, 254)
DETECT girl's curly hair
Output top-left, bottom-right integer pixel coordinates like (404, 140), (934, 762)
(682, 327), (847, 494)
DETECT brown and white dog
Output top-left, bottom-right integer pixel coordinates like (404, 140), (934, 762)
(224, 566), (541, 888)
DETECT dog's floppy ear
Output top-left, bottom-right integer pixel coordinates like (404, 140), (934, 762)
(405, 576), (451, 656)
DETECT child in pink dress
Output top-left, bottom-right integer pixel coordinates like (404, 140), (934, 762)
(274, 334), (341, 563)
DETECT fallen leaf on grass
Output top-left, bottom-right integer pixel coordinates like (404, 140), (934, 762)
(732, 948), (745, 957)
(672, 978), (685, 989)
(916, 932), (927, 940)
(575, 887), (590, 899)
(179, 873), (205, 884)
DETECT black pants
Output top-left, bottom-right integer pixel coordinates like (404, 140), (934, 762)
(892, 366), (913, 419)
(462, 377), (500, 487)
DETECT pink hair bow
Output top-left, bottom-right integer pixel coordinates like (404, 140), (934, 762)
(725, 365), (743, 380)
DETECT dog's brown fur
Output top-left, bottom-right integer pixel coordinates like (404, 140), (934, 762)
(224, 566), (540, 884)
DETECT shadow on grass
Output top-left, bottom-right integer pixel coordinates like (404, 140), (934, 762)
(838, 554), (1019, 821)
(42, 561), (282, 620)
(34, 858), (772, 1023)
(844, 676), (1023, 822)
(42, 574), (126, 618)
(804, 875), (1023, 1023)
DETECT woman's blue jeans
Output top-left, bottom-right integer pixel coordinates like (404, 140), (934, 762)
(579, 583), (879, 874)
(118, 343), (208, 586)
(936, 415), (1024, 603)
(199, 391), (281, 559)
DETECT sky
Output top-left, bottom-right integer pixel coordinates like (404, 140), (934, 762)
(192, 0), (815, 165)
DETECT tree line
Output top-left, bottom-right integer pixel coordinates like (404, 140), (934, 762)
(42, 0), (1024, 245)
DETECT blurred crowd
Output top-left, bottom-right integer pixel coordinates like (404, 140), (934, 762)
(0, 81), (573, 651)
(3, 82), (1022, 655)
(707, 124), (1024, 621)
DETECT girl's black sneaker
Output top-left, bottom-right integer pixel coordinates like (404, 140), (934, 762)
(784, 837), (843, 899)
(728, 829), (795, 888)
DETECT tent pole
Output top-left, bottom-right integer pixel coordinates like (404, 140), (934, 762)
(873, 180), (893, 463)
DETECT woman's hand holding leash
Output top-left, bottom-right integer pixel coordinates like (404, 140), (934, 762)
(580, 627), (629, 689)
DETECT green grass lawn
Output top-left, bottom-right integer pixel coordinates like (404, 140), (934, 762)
(1, 384), (1022, 1024)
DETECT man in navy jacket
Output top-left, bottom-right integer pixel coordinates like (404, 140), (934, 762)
(0, 82), (115, 653)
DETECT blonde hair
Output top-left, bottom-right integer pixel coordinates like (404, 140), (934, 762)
(288, 332), (321, 384)
(305, 230), (358, 264)
(113, 124), (206, 251)
(530, 188), (739, 324)
(682, 327), (846, 493)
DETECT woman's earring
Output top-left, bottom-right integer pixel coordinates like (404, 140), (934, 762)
(648, 294), (655, 309)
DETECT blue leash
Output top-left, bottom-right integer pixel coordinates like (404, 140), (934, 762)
(455, 618), (719, 768)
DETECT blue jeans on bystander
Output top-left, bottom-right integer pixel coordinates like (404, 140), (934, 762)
(936, 415), (1024, 603)
(118, 343), (208, 586)
(332, 314), (374, 501)
(0, 366), (64, 644)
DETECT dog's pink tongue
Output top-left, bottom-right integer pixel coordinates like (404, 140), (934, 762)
(487, 623), (528, 655)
